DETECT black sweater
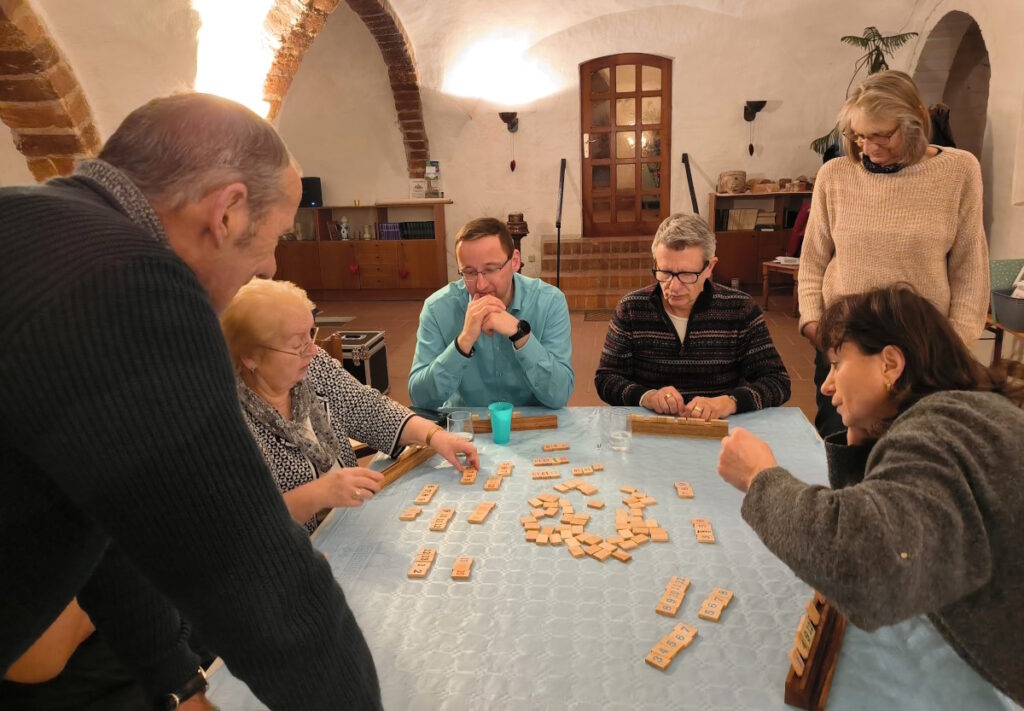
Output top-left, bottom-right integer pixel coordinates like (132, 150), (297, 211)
(0, 176), (381, 709)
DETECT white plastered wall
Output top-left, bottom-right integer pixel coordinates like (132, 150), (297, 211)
(906, 0), (1024, 262)
(278, 0), (931, 278)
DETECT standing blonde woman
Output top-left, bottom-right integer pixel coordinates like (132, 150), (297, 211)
(798, 70), (989, 437)
(222, 278), (479, 533)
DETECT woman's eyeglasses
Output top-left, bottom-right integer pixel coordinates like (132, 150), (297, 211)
(261, 327), (319, 358)
(843, 127), (900, 146)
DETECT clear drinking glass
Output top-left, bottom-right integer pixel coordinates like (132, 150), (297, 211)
(605, 411), (632, 452)
(447, 410), (474, 441)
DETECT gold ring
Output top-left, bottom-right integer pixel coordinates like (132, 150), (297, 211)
(355, 488), (363, 498)
(693, 406), (703, 413)
(663, 394), (672, 401)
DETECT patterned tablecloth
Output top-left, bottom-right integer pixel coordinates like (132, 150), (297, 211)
(208, 406), (1013, 710)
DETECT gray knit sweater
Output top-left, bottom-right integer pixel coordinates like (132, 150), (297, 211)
(742, 390), (1024, 704)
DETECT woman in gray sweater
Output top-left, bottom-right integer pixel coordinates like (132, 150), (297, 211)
(717, 285), (1023, 705)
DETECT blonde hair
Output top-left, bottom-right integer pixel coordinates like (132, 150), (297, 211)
(221, 278), (315, 372)
(838, 70), (931, 166)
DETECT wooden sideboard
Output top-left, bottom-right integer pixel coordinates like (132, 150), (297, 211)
(275, 198), (451, 300)
(708, 191), (811, 289)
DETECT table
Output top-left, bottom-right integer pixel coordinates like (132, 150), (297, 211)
(207, 407), (1013, 711)
(762, 261), (799, 317)
(985, 313), (1024, 369)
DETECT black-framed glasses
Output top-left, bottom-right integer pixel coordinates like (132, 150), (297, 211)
(652, 262), (709, 285)
(842, 126), (900, 146)
(261, 327), (319, 358)
(458, 255), (513, 283)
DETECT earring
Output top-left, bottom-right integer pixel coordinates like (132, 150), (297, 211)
(884, 380), (892, 393)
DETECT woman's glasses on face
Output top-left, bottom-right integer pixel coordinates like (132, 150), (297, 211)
(261, 327), (319, 358)
(843, 126), (900, 146)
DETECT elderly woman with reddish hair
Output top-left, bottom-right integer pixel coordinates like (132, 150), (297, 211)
(798, 70), (989, 437)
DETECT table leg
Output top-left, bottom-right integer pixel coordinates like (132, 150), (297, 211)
(762, 265), (771, 310)
(991, 327), (1004, 367)
(792, 278), (799, 318)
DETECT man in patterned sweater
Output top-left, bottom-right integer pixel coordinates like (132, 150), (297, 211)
(595, 214), (791, 419)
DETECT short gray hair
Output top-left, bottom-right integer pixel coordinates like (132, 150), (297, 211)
(651, 213), (716, 261)
(99, 92), (294, 223)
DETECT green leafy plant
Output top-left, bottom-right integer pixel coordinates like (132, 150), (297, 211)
(810, 26), (919, 156)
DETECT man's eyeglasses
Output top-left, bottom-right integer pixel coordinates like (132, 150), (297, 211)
(458, 255), (513, 283)
(652, 262), (709, 285)
(843, 127), (900, 146)
(261, 327), (319, 358)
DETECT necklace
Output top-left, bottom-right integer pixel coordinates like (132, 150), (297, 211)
(861, 155), (903, 174)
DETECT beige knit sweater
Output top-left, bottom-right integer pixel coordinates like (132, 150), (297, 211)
(798, 147), (989, 343)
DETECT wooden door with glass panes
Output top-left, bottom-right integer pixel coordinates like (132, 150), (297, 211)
(581, 54), (671, 236)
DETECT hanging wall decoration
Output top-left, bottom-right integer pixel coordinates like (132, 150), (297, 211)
(499, 112), (519, 171)
(743, 101), (767, 156)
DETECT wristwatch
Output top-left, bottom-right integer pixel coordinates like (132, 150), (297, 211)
(160, 667), (209, 710)
(509, 319), (531, 343)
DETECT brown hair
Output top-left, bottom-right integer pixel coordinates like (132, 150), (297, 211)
(455, 217), (515, 258)
(838, 70), (932, 165)
(99, 93), (294, 226)
(820, 285), (1024, 415)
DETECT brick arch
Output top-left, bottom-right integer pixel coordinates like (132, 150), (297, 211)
(263, 0), (428, 178)
(0, 0), (102, 181)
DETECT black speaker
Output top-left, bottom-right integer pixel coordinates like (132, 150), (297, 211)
(300, 177), (323, 207)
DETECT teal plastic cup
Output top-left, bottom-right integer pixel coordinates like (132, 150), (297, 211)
(488, 401), (514, 445)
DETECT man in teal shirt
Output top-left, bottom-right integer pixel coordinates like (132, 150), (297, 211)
(409, 217), (574, 409)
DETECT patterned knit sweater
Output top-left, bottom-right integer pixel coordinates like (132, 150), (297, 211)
(798, 147), (989, 343)
(240, 348), (414, 533)
(0, 168), (381, 709)
(595, 281), (791, 412)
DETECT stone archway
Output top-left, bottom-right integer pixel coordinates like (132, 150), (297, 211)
(912, 10), (990, 160)
(263, 0), (429, 178)
(0, 0), (101, 181)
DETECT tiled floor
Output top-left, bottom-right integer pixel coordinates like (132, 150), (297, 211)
(316, 293), (818, 421)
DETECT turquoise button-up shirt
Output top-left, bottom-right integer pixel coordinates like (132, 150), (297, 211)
(409, 273), (574, 409)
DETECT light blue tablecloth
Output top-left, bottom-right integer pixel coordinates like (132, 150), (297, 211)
(208, 406), (1014, 710)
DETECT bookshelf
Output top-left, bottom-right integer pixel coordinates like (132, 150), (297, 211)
(276, 198), (452, 300)
(708, 191), (811, 288)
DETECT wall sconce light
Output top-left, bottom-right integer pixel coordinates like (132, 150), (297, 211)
(499, 112), (519, 133)
(743, 100), (767, 156)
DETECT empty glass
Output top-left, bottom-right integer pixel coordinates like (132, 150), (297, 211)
(447, 410), (474, 441)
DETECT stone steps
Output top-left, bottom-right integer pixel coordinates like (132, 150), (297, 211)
(540, 237), (653, 311)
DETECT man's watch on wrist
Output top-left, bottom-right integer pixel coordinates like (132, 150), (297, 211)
(160, 667), (208, 710)
(509, 319), (531, 343)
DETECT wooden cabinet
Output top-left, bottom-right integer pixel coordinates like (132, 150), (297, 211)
(708, 191), (811, 289)
(318, 241), (358, 289)
(274, 198), (451, 300)
(275, 241), (322, 290)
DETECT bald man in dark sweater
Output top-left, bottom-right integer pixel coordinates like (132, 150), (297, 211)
(0, 95), (380, 709)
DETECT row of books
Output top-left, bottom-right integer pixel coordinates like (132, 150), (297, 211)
(381, 221), (436, 240)
(325, 221), (436, 240)
(713, 209), (802, 232)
